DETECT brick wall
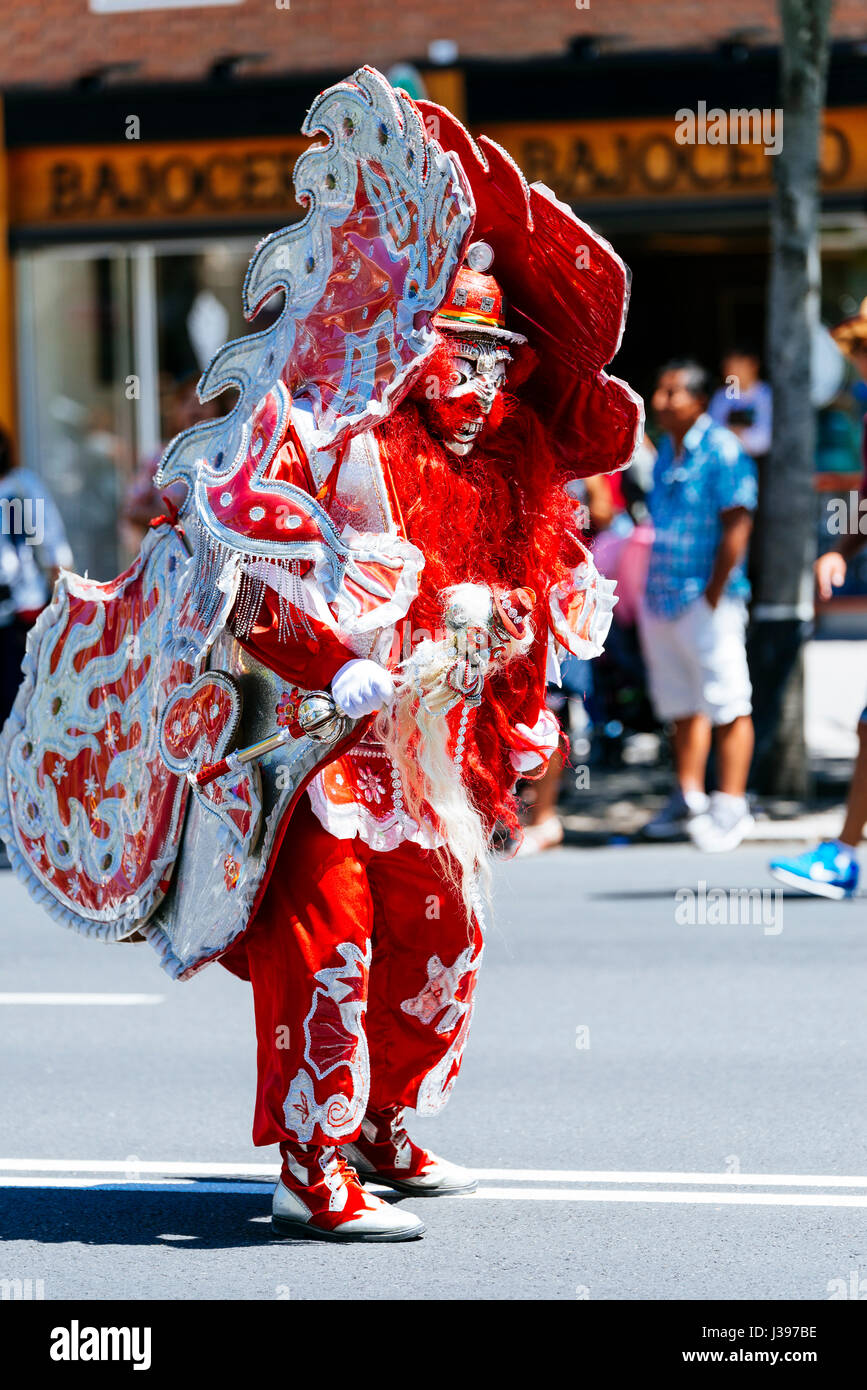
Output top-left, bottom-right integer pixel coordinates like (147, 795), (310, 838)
(2, 0), (865, 90)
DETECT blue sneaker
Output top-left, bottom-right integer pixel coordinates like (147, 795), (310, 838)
(769, 842), (859, 900)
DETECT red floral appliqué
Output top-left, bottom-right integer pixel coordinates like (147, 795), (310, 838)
(275, 688), (301, 728)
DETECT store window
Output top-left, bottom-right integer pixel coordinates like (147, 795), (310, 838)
(16, 247), (136, 583)
(16, 236), (276, 581)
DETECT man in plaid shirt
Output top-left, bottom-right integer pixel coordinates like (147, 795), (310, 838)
(638, 360), (758, 851)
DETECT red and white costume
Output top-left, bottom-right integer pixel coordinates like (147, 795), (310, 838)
(0, 67), (641, 1240)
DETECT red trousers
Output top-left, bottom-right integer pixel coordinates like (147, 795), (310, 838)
(221, 798), (483, 1148)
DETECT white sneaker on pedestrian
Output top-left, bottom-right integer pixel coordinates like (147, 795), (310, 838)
(688, 792), (754, 853)
(642, 788), (708, 841)
(515, 815), (564, 856)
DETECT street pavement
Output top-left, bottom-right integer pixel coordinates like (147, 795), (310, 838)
(1, 841), (865, 1301)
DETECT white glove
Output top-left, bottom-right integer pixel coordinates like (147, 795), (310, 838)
(509, 709), (561, 773)
(331, 659), (396, 718)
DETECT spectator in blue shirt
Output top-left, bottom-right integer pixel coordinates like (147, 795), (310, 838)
(638, 360), (758, 851)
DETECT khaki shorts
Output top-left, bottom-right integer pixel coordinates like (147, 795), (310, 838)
(638, 595), (752, 726)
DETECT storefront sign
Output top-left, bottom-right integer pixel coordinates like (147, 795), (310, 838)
(8, 135), (308, 229)
(484, 107), (866, 204)
(6, 106), (867, 232)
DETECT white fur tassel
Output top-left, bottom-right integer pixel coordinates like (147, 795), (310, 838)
(374, 583), (532, 930)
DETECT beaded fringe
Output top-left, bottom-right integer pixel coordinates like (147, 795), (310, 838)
(190, 517), (316, 644)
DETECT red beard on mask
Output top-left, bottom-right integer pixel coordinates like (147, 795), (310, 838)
(420, 381), (508, 443)
(376, 351), (580, 837)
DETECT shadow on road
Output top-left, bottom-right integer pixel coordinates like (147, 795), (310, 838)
(0, 1180), (415, 1250)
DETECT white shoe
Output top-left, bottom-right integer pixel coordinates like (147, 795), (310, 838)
(271, 1149), (425, 1243)
(643, 788), (708, 840)
(688, 793), (754, 853)
(344, 1142), (478, 1197)
(515, 815), (564, 857)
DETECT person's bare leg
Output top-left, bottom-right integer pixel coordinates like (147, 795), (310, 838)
(714, 714), (755, 798)
(528, 748), (563, 827)
(672, 715), (712, 794)
(839, 722), (867, 848)
(517, 747), (565, 854)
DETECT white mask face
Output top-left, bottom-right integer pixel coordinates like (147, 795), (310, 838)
(440, 336), (511, 456)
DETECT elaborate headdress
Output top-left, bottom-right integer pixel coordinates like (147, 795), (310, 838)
(416, 94), (644, 477)
(433, 240), (527, 347)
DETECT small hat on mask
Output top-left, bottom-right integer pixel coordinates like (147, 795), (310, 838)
(433, 241), (527, 347)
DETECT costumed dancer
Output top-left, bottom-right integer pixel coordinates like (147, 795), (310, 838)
(0, 68), (642, 1242)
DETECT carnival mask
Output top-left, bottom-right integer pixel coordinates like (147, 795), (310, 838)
(427, 241), (526, 457)
(438, 335), (512, 456)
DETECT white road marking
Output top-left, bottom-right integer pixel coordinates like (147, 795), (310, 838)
(0, 993), (164, 1005)
(2, 1175), (867, 1208)
(474, 1168), (867, 1188)
(2, 1158), (867, 1188)
(0, 1178), (274, 1195)
(2, 1160), (867, 1210)
(462, 1188), (867, 1208)
(0, 1159), (275, 1176)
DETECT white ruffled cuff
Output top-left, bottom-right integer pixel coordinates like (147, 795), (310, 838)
(548, 540), (618, 662)
(509, 709), (561, 773)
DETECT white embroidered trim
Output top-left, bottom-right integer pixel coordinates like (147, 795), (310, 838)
(282, 940), (372, 1143)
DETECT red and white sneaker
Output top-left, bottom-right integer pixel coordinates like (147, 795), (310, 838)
(344, 1105), (477, 1197)
(272, 1141), (425, 1242)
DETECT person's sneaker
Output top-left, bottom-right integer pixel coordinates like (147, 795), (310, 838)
(272, 1141), (425, 1241)
(643, 788), (709, 841)
(769, 842), (859, 901)
(688, 792), (754, 853)
(344, 1105), (477, 1197)
(514, 815), (564, 857)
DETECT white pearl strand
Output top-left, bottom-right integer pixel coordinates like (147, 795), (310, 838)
(454, 702), (470, 770)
